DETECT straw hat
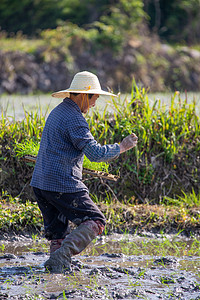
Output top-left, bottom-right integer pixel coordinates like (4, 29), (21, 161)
(52, 71), (117, 98)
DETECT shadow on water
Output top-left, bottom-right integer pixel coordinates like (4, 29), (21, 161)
(0, 233), (200, 299)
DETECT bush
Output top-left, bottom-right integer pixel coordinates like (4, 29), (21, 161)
(0, 85), (200, 203)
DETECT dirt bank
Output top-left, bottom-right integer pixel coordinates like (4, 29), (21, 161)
(1, 36), (200, 95)
(1, 195), (200, 241)
(1, 141), (200, 209)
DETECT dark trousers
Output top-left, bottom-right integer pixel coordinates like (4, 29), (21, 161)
(33, 187), (106, 240)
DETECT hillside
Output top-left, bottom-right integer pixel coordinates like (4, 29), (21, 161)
(1, 35), (200, 95)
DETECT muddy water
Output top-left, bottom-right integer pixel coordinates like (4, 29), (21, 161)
(0, 233), (200, 299)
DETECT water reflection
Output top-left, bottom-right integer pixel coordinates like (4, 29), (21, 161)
(0, 233), (200, 299)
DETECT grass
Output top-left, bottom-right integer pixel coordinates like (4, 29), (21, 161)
(118, 235), (200, 257)
(0, 109), (45, 142)
(3, 83), (200, 164)
(0, 191), (43, 232)
(0, 188), (199, 236)
(89, 86), (200, 163)
(0, 83), (200, 204)
(0, 36), (45, 54)
(163, 189), (200, 208)
(90, 189), (200, 236)
(82, 229), (200, 260)
(14, 139), (40, 157)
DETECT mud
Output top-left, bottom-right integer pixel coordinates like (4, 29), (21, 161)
(0, 233), (200, 300)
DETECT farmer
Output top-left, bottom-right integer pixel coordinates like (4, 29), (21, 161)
(30, 71), (138, 273)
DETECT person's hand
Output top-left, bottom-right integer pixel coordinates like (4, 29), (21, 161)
(120, 133), (138, 153)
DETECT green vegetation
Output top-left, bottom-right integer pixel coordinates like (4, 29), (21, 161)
(0, 189), (200, 235)
(0, 0), (145, 56)
(14, 140), (40, 158)
(85, 232), (200, 257)
(0, 86), (200, 234)
(164, 189), (200, 208)
(83, 156), (109, 173)
(0, 31), (45, 53)
(0, 0), (199, 45)
(13, 138), (109, 173)
(90, 87), (200, 163)
(0, 191), (43, 232)
(144, 0), (200, 44)
(1, 85), (199, 204)
(0, 0), (145, 38)
(1, 1), (200, 95)
(1, 1), (200, 98)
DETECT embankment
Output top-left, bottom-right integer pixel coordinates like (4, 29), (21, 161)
(1, 36), (200, 94)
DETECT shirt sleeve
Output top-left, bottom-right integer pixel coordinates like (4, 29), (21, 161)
(67, 113), (120, 162)
(67, 116), (94, 150)
(83, 139), (120, 162)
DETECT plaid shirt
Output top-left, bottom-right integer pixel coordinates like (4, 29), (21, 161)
(30, 98), (120, 193)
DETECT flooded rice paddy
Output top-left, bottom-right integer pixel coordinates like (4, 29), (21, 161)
(1, 92), (200, 121)
(1, 92), (200, 299)
(0, 233), (200, 299)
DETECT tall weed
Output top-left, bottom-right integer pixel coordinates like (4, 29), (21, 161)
(1, 83), (200, 203)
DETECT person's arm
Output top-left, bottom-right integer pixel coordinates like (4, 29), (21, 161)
(83, 140), (120, 162)
(67, 115), (137, 162)
(83, 133), (138, 162)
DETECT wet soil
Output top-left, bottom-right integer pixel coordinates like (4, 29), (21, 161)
(0, 233), (200, 300)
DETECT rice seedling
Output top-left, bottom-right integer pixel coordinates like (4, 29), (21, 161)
(3, 278), (12, 291)
(82, 156), (109, 172)
(128, 278), (141, 287)
(117, 235), (200, 257)
(28, 235), (48, 253)
(14, 140), (40, 157)
(31, 233), (39, 241)
(160, 276), (175, 285)
(62, 290), (68, 300)
(137, 267), (147, 279)
(13, 139), (110, 173)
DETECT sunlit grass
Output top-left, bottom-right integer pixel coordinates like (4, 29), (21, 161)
(14, 139), (40, 157)
(0, 191), (43, 231)
(2, 84), (200, 166)
(83, 156), (109, 172)
(0, 35), (44, 54)
(163, 189), (200, 208)
(13, 139), (109, 173)
(84, 232), (200, 258)
(88, 85), (200, 164)
(118, 236), (200, 257)
(1, 83), (200, 204)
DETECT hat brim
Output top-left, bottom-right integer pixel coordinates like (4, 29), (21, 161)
(52, 89), (118, 98)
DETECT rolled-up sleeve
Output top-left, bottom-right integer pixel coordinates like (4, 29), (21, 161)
(83, 139), (120, 162)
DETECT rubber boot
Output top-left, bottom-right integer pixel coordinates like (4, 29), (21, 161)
(44, 220), (100, 273)
(50, 238), (65, 253)
(49, 225), (71, 253)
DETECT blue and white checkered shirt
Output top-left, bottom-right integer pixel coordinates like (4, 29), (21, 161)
(30, 98), (120, 193)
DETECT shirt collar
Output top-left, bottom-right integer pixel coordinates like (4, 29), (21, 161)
(63, 97), (82, 113)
